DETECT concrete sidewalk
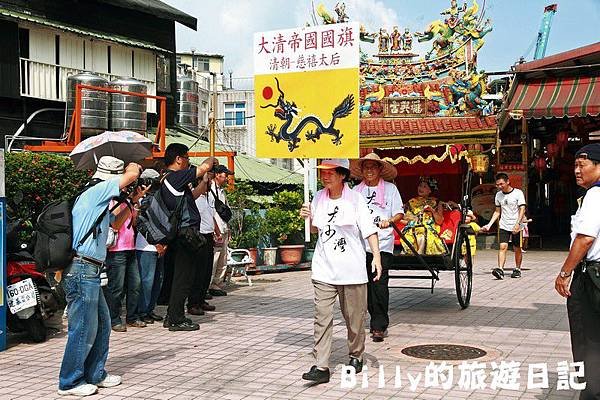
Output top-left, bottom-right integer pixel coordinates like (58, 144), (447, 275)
(0, 250), (581, 399)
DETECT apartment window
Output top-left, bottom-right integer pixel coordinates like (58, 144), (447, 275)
(197, 57), (210, 72)
(224, 102), (245, 126)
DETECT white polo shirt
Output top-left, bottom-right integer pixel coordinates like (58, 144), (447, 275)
(571, 186), (600, 261)
(354, 181), (404, 254)
(310, 190), (377, 285)
(495, 188), (526, 231)
(195, 193), (215, 234)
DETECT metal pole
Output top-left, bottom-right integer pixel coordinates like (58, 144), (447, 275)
(304, 158), (310, 242)
(0, 150), (6, 351)
(209, 73), (217, 158)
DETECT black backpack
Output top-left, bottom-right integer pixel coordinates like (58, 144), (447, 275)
(32, 180), (122, 271)
(136, 174), (185, 245)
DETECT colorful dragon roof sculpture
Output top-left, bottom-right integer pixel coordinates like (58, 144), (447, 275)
(316, 0), (495, 119)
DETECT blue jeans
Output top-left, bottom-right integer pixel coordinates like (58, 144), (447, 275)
(136, 251), (163, 317)
(104, 250), (141, 325)
(59, 260), (109, 390)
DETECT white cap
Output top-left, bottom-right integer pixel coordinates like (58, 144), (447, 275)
(140, 168), (160, 179)
(92, 156), (124, 181)
(316, 158), (350, 170)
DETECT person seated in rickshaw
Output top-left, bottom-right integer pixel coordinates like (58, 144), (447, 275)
(401, 176), (446, 255)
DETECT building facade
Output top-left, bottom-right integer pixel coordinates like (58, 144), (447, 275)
(0, 0), (196, 145)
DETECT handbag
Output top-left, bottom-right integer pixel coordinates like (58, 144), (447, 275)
(210, 186), (232, 223)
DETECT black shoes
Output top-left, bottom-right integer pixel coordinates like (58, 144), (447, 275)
(168, 319), (199, 331)
(492, 268), (504, 280)
(302, 366), (330, 384)
(148, 312), (163, 321)
(511, 268), (522, 278)
(163, 316), (193, 328)
(371, 330), (384, 343)
(187, 306), (205, 316)
(200, 302), (216, 311)
(348, 357), (363, 373)
(209, 288), (227, 296)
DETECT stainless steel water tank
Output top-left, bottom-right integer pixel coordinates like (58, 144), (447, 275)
(66, 72), (109, 137)
(109, 77), (147, 134)
(176, 76), (199, 132)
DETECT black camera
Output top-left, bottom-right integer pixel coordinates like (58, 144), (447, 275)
(135, 176), (161, 192)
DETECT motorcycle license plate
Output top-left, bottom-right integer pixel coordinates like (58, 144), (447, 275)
(6, 278), (38, 314)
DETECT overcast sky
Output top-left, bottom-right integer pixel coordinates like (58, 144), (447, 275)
(163, 0), (600, 83)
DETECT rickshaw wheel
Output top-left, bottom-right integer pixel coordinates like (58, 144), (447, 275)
(454, 231), (473, 309)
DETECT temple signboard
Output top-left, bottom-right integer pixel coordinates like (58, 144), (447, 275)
(384, 97), (427, 118)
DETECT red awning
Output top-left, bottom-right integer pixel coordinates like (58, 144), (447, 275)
(506, 76), (600, 119)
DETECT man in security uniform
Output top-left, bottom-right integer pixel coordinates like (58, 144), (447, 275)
(555, 143), (600, 399)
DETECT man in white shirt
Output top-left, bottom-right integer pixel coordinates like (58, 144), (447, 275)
(350, 153), (404, 343)
(481, 173), (526, 279)
(555, 143), (600, 398)
(209, 165), (233, 297)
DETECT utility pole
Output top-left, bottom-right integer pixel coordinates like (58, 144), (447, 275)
(209, 72), (218, 157)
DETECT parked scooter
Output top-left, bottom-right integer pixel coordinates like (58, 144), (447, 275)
(6, 216), (59, 343)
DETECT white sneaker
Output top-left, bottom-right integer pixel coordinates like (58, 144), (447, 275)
(58, 383), (98, 396)
(97, 374), (122, 388)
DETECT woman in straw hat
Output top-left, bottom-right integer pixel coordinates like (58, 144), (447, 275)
(299, 158), (382, 384)
(349, 153), (404, 343)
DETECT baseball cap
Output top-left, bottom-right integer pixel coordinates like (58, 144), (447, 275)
(214, 165), (234, 175)
(316, 159), (350, 170)
(575, 143), (600, 162)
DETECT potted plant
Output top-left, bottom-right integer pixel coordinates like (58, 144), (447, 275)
(227, 182), (265, 268)
(264, 190), (305, 265)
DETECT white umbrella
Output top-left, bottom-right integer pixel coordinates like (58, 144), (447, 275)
(69, 130), (153, 170)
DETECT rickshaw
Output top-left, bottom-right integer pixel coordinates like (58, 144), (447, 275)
(387, 160), (476, 309)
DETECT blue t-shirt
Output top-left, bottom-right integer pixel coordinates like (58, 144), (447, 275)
(72, 178), (120, 261)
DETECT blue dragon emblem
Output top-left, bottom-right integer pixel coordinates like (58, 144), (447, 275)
(260, 77), (355, 152)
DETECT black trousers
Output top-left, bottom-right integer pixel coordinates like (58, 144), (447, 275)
(167, 239), (201, 324)
(365, 252), (392, 332)
(188, 234), (214, 308)
(567, 269), (600, 399)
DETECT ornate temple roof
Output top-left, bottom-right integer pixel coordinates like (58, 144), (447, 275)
(360, 115), (497, 148)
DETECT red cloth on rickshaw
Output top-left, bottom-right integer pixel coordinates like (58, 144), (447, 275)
(393, 210), (461, 247)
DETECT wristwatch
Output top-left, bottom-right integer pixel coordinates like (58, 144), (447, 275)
(559, 270), (572, 278)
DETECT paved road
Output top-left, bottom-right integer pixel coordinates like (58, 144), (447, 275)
(0, 250), (581, 399)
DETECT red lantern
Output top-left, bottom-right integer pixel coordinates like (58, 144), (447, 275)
(534, 157), (547, 180)
(546, 143), (559, 167)
(557, 130), (569, 156)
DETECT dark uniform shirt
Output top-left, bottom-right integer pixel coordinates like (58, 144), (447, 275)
(160, 167), (200, 229)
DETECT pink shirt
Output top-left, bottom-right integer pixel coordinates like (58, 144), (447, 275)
(108, 202), (136, 252)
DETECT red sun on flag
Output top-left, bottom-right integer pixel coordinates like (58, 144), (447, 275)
(262, 86), (273, 100)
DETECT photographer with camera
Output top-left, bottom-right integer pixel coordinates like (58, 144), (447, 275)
(134, 169), (167, 325)
(161, 143), (216, 331)
(103, 182), (149, 332)
(187, 167), (220, 315)
(209, 165), (234, 297)
(58, 156), (140, 396)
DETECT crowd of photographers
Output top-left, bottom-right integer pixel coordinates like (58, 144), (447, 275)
(58, 143), (232, 396)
